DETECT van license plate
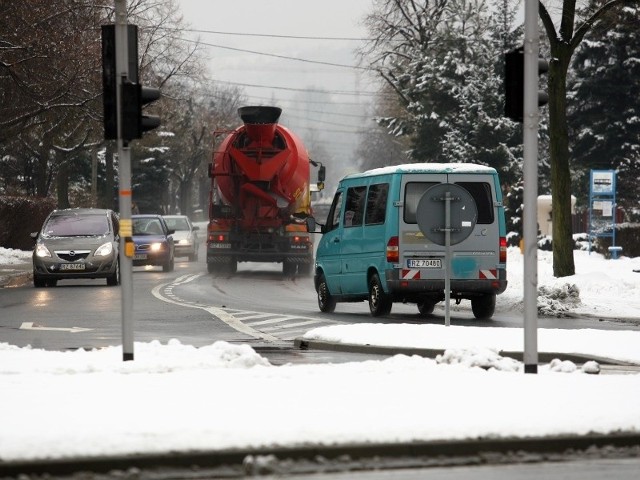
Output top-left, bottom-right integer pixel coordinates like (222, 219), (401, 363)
(407, 259), (441, 268)
(60, 263), (85, 271)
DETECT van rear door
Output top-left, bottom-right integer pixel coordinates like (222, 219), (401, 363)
(398, 173), (501, 285)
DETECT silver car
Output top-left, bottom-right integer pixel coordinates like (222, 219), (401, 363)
(162, 215), (200, 261)
(31, 208), (120, 287)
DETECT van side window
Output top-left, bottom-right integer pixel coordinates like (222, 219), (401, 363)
(344, 186), (366, 227)
(456, 182), (494, 224)
(326, 191), (344, 232)
(365, 183), (389, 225)
(404, 182), (437, 224)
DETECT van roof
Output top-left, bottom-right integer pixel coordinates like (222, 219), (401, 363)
(344, 162), (497, 180)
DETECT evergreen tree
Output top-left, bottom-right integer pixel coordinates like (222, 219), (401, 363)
(569, 3), (640, 217)
(362, 0), (524, 186)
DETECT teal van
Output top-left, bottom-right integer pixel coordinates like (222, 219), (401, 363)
(314, 163), (507, 319)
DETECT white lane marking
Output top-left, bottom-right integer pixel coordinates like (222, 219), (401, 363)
(244, 316), (298, 327)
(233, 313), (278, 321)
(19, 322), (92, 333)
(261, 319), (324, 331)
(151, 275), (279, 342)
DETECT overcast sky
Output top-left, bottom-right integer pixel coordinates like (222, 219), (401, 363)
(176, 0), (376, 107)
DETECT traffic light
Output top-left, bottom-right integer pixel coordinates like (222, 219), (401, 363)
(504, 46), (549, 122)
(121, 25), (161, 141)
(121, 81), (161, 141)
(101, 25), (117, 140)
(100, 24), (161, 141)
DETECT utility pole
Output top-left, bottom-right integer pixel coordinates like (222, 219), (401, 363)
(101, 1), (162, 361)
(523, 0), (540, 374)
(115, 0), (134, 361)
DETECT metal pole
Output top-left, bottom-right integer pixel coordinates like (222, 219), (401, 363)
(444, 190), (451, 327)
(523, 0), (539, 374)
(115, 0), (134, 361)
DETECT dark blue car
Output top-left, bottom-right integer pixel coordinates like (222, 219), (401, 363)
(132, 215), (175, 272)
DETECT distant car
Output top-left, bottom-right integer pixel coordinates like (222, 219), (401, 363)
(163, 215), (200, 262)
(31, 208), (120, 287)
(132, 214), (175, 271)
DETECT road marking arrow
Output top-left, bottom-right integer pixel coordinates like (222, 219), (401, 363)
(19, 322), (92, 333)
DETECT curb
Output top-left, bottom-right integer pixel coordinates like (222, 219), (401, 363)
(2, 431), (640, 477)
(294, 338), (639, 367)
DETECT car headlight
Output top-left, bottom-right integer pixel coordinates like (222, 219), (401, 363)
(150, 242), (163, 252)
(95, 242), (113, 257)
(178, 239), (190, 245)
(35, 244), (51, 258)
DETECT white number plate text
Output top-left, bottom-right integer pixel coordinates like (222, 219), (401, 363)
(60, 263), (85, 271)
(407, 259), (442, 268)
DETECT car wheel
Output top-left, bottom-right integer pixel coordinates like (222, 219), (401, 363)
(107, 260), (120, 286)
(317, 273), (336, 313)
(46, 279), (57, 287)
(471, 294), (496, 320)
(368, 273), (392, 317)
(417, 300), (436, 317)
(33, 274), (46, 288)
(163, 255), (174, 272)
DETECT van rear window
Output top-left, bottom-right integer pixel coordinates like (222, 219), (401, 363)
(404, 182), (437, 224)
(455, 182), (494, 224)
(404, 181), (494, 225)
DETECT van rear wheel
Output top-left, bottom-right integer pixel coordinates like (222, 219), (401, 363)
(317, 274), (336, 313)
(368, 273), (392, 317)
(471, 294), (496, 319)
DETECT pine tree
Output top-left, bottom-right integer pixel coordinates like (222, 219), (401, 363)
(569, 3), (640, 217)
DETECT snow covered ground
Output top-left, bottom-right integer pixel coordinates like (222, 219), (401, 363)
(1, 246), (639, 463)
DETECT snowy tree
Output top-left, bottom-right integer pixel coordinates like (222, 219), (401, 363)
(568, 3), (640, 217)
(539, 0), (638, 277)
(361, 0), (527, 194)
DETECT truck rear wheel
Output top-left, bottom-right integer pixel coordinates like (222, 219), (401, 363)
(368, 273), (392, 317)
(283, 260), (297, 276)
(471, 294), (496, 320)
(317, 273), (336, 313)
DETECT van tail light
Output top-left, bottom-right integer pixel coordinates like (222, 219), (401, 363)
(386, 236), (399, 263)
(499, 236), (507, 264)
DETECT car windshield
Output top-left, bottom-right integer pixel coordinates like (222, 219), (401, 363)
(133, 218), (164, 235)
(164, 217), (189, 231)
(43, 214), (109, 237)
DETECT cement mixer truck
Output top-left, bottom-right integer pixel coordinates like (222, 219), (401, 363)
(206, 106), (325, 276)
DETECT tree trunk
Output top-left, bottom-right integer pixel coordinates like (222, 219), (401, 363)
(56, 155), (70, 208)
(179, 179), (191, 216)
(35, 137), (51, 198)
(547, 48), (576, 277)
(101, 143), (116, 210)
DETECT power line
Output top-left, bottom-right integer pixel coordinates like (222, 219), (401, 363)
(201, 90), (378, 107)
(173, 36), (373, 71)
(177, 28), (372, 42)
(212, 79), (387, 97)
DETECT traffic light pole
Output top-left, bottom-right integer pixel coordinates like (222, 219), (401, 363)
(115, 0), (134, 361)
(523, 0), (540, 374)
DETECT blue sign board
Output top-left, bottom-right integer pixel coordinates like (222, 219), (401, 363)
(588, 170), (617, 255)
